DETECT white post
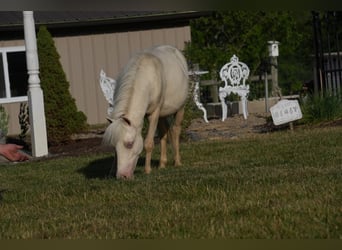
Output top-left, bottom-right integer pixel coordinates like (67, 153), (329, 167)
(23, 11), (48, 157)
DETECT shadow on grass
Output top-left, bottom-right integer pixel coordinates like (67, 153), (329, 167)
(78, 156), (159, 179)
(77, 156), (114, 179)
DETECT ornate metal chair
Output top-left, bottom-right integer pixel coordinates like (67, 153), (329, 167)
(99, 69), (116, 116)
(218, 55), (250, 121)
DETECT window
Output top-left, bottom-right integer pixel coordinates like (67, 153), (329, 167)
(0, 46), (28, 104)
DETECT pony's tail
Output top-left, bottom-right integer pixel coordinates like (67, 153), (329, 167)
(174, 48), (188, 78)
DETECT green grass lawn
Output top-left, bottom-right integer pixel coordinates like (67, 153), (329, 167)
(0, 126), (341, 239)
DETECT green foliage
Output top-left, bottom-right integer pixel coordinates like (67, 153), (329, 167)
(181, 94), (202, 140)
(37, 26), (87, 145)
(18, 102), (30, 141)
(301, 92), (342, 123)
(0, 127), (341, 238)
(184, 11), (313, 97)
(0, 105), (9, 139)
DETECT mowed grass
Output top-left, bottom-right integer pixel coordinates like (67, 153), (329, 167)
(0, 126), (341, 239)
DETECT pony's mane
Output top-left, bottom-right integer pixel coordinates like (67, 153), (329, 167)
(102, 118), (124, 146)
(111, 53), (145, 119)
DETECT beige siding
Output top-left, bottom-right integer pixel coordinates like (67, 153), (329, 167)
(128, 31), (142, 55)
(0, 40), (25, 47)
(2, 103), (21, 136)
(140, 30), (153, 49)
(117, 33), (131, 69)
(104, 33), (120, 77)
(152, 28), (166, 45)
(91, 35), (111, 122)
(2, 25), (191, 135)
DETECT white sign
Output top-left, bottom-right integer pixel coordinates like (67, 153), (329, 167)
(270, 99), (302, 126)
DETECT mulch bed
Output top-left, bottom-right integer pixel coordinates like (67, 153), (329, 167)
(48, 137), (112, 157)
(6, 115), (342, 159)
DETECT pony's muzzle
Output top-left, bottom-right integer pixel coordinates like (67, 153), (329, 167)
(111, 153), (135, 180)
(113, 161), (133, 179)
(116, 169), (134, 180)
(116, 160), (137, 180)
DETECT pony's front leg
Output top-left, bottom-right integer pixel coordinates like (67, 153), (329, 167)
(144, 110), (160, 174)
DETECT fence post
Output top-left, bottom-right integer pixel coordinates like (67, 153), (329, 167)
(268, 41), (282, 97)
(312, 11), (325, 97)
(265, 71), (269, 113)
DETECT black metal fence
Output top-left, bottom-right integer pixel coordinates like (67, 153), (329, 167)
(312, 11), (342, 97)
(248, 74), (272, 101)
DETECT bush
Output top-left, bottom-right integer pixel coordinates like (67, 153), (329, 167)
(18, 102), (30, 141)
(0, 105), (9, 142)
(37, 26), (87, 145)
(301, 92), (342, 123)
(184, 11), (313, 98)
(181, 94), (202, 138)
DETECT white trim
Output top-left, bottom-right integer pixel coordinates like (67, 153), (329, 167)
(0, 46), (25, 53)
(2, 52), (11, 98)
(0, 96), (28, 104)
(0, 46), (27, 104)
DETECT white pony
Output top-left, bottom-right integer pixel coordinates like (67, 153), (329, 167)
(103, 45), (189, 179)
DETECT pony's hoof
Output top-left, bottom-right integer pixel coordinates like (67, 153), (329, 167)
(145, 167), (152, 174)
(174, 162), (182, 167)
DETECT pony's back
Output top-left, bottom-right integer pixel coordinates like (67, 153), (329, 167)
(146, 45), (188, 76)
(146, 45), (189, 117)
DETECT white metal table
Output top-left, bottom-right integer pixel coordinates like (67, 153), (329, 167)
(188, 69), (209, 123)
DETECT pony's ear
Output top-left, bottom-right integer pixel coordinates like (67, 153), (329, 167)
(121, 116), (131, 126)
(106, 117), (114, 123)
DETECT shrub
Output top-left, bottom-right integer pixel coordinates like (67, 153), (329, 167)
(184, 11), (313, 98)
(178, 82), (202, 140)
(18, 102), (30, 141)
(0, 105), (9, 142)
(301, 91), (342, 123)
(37, 26), (87, 145)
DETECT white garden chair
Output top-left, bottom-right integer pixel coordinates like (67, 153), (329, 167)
(218, 55), (250, 121)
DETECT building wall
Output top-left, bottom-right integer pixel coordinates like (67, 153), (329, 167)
(1, 25), (191, 135)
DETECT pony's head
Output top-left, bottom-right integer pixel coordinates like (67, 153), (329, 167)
(103, 116), (143, 179)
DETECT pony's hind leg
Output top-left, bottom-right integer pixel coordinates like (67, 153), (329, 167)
(158, 117), (169, 168)
(170, 106), (184, 166)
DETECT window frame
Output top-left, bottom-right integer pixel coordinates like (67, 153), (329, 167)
(0, 46), (28, 104)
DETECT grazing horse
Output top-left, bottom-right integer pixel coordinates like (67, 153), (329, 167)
(103, 45), (189, 179)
